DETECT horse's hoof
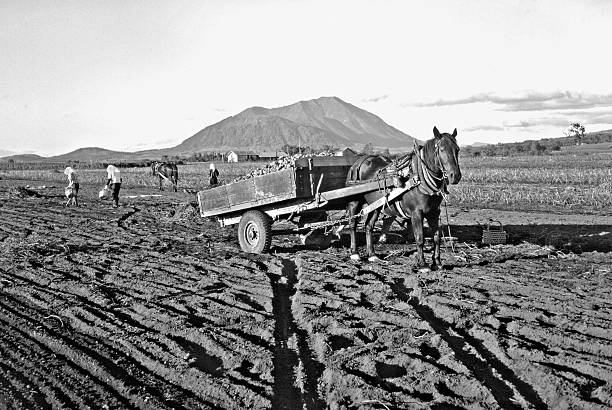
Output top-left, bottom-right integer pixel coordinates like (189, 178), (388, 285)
(350, 254), (361, 261)
(367, 255), (381, 262)
(418, 267), (431, 273)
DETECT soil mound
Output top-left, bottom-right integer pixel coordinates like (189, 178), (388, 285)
(8, 186), (42, 198)
(167, 202), (199, 221)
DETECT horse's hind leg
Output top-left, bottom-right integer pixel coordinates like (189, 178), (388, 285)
(347, 200), (362, 260)
(410, 210), (427, 268)
(378, 215), (395, 244)
(364, 209), (381, 261)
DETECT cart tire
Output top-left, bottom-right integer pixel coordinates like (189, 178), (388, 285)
(238, 211), (272, 254)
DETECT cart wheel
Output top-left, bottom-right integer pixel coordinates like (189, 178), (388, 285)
(238, 211), (272, 254)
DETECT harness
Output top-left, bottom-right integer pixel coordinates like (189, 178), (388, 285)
(414, 139), (448, 196)
(343, 135), (458, 221)
(390, 136), (457, 218)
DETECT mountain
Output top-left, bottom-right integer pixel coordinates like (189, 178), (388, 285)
(1, 97), (416, 162)
(47, 147), (140, 162)
(0, 154), (46, 162)
(0, 149), (16, 158)
(462, 142), (490, 148)
(172, 96), (415, 154)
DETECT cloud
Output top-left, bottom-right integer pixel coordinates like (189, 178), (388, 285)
(362, 94), (389, 103)
(414, 91), (612, 112)
(463, 125), (504, 132)
(503, 118), (572, 128)
(212, 107), (226, 112)
(560, 110), (612, 125)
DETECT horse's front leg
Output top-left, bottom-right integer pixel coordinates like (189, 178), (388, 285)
(411, 210), (427, 268)
(159, 177), (163, 191)
(427, 209), (442, 269)
(347, 200), (361, 260)
(365, 209), (381, 261)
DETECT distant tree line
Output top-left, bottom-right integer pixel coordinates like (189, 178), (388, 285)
(463, 129), (612, 157)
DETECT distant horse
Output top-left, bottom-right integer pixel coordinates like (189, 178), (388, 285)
(152, 162), (179, 192)
(346, 127), (461, 269)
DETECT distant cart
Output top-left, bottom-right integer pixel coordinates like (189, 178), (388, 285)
(197, 156), (417, 253)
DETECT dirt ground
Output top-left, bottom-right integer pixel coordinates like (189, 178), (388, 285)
(0, 180), (610, 410)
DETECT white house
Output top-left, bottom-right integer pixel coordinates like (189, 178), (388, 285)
(227, 150), (259, 162)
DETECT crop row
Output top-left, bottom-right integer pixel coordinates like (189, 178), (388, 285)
(2, 157), (611, 209)
(463, 167), (612, 185)
(449, 182), (612, 209)
(460, 153), (612, 170)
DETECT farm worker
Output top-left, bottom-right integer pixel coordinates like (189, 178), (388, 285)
(105, 164), (122, 208)
(63, 166), (79, 206)
(209, 163), (219, 186)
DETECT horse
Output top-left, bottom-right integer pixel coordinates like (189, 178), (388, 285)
(346, 127), (461, 269)
(152, 162), (179, 192)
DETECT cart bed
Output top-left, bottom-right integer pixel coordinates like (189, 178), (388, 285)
(198, 156), (355, 218)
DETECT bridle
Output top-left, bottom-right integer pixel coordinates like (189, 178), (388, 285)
(417, 134), (459, 194)
(433, 135), (459, 183)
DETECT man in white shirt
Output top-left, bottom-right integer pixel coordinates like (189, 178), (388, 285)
(105, 164), (122, 208)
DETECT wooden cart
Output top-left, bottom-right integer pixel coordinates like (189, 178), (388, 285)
(197, 156), (417, 253)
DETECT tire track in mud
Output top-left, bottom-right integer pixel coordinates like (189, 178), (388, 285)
(263, 257), (325, 410)
(117, 205), (141, 229)
(387, 277), (547, 409)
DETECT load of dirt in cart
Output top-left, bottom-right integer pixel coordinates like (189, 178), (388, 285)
(231, 151), (338, 182)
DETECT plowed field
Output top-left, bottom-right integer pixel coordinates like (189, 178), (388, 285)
(0, 180), (611, 409)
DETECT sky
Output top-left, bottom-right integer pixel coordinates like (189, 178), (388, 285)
(1, 0), (612, 156)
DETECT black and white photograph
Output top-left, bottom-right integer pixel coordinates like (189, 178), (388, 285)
(1, 1), (611, 408)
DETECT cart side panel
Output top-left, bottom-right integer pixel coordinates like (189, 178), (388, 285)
(198, 168), (299, 217)
(225, 178), (256, 205)
(198, 185), (230, 216)
(294, 156), (355, 197)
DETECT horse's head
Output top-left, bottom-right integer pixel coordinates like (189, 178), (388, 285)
(151, 162), (158, 176)
(433, 126), (461, 184)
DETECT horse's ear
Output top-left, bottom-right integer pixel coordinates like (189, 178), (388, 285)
(452, 128), (457, 138)
(433, 126), (441, 139)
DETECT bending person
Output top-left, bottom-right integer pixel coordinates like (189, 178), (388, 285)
(106, 164), (122, 208)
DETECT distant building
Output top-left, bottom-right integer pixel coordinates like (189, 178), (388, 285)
(258, 151), (278, 161)
(334, 147), (357, 158)
(227, 150), (259, 162)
